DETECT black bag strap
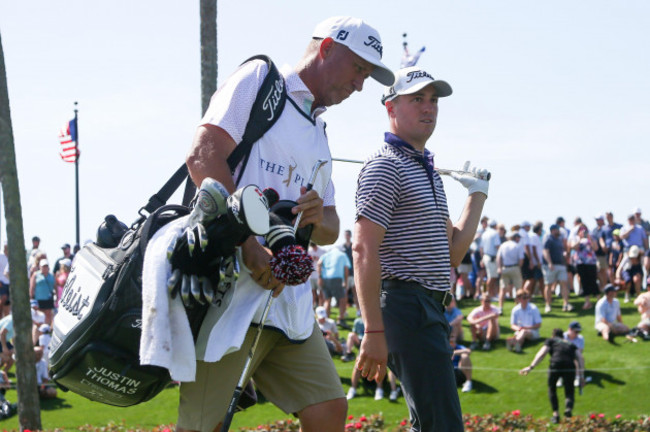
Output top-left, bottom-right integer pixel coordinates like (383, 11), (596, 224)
(227, 54), (287, 184)
(139, 164), (190, 219)
(144, 55), (287, 217)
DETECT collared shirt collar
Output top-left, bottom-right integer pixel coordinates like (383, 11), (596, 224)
(384, 132), (435, 169)
(281, 65), (326, 119)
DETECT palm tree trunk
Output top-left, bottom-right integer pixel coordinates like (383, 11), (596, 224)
(200, 0), (218, 115)
(0, 31), (42, 431)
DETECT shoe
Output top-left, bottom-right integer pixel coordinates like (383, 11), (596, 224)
(346, 387), (356, 400)
(561, 304), (567, 312)
(374, 388), (384, 400)
(482, 341), (491, 351)
(551, 414), (560, 424)
(566, 304), (574, 312)
(624, 295), (630, 303)
(389, 388), (400, 401)
(338, 321), (351, 330)
(564, 410), (572, 418)
(469, 341), (479, 350)
(461, 380), (473, 393)
(545, 304), (552, 313)
(341, 353), (355, 363)
(514, 343), (522, 353)
(573, 378), (579, 387)
(557, 377), (563, 387)
(585, 376), (592, 383)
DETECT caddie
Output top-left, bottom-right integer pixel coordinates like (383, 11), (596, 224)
(353, 66), (489, 431)
(178, 16), (394, 432)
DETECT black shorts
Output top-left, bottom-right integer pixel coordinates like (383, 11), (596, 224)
(0, 341), (13, 353)
(454, 368), (467, 387)
(0, 283), (8, 297)
(37, 298), (55, 310)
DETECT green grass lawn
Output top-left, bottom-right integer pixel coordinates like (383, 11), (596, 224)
(1, 293), (647, 430)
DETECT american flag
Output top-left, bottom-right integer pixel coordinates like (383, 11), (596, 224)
(58, 118), (79, 163)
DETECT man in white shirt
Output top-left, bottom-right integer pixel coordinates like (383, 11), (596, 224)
(507, 289), (542, 353)
(480, 220), (501, 298)
(595, 284), (629, 342)
(496, 231), (524, 313)
(178, 16), (394, 432)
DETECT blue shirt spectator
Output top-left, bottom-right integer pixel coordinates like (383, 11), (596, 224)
(319, 247), (351, 280)
(544, 234), (565, 265)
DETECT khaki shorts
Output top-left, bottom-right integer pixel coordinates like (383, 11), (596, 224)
(596, 321), (628, 334)
(482, 255), (498, 279)
(597, 255), (608, 271)
(177, 323), (344, 432)
(499, 266), (523, 289)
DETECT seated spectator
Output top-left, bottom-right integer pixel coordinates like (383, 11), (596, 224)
(342, 316), (364, 363)
(595, 284), (630, 342)
(36, 357), (56, 399)
(450, 333), (473, 393)
(0, 315), (14, 373)
(564, 321), (589, 385)
(466, 296), (500, 351)
(632, 291), (650, 340)
(615, 245), (643, 303)
(315, 306), (343, 356)
(507, 289), (542, 353)
(444, 297), (464, 343)
(30, 299), (45, 345)
(496, 230), (524, 313)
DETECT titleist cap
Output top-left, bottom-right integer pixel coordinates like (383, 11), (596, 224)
(312, 16), (394, 86)
(382, 66), (452, 105)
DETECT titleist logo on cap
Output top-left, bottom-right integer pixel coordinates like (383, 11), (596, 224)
(364, 36), (383, 57)
(406, 70), (434, 83)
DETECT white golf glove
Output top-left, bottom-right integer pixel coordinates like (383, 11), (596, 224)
(450, 161), (489, 197)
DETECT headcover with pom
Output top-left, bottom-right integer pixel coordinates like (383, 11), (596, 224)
(265, 201), (314, 285)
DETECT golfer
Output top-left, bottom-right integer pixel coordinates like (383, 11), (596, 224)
(178, 16), (394, 432)
(353, 66), (489, 431)
(520, 328), (584, 424)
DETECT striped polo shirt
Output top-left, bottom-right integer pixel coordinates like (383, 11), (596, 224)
(356, 133), (451, 291)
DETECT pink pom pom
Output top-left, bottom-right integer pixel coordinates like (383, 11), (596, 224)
(270, 245), (314, 285)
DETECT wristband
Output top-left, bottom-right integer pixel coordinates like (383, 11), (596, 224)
(365, 330), (385, 334)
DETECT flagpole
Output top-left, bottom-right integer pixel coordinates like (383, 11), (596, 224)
(74, 101), (80, 247)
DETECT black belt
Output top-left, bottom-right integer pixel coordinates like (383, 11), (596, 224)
(504, 264), (519, 268)
(382, 280), (453, 307)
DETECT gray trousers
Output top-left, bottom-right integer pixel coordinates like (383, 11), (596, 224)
(381, 281), (464, 432)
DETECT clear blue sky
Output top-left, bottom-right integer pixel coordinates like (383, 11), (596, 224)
(1, 1), (650, 260)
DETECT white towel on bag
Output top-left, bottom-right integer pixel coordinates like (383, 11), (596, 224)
(139, 216), (197, 382)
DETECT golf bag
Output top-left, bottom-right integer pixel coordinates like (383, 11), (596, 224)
(48, 55), (287, 407)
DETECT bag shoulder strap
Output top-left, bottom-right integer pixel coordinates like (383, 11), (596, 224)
(143, 55), (287, 217)
(227, 54), (288, 184)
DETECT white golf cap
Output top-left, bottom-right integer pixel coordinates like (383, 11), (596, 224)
(312, 16), (394, 86)
(382, 66), (452, 105)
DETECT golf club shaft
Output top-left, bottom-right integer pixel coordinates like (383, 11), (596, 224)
(220, 292), (274, 432)
(293, 159), (328, 231)
(331, 157), (491, 181)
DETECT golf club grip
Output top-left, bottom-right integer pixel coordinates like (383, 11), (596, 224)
(220, 386), (243, 432)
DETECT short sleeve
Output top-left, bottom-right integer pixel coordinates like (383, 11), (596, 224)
(200, 60), (269, 144)
(355, 157), (401, 229)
